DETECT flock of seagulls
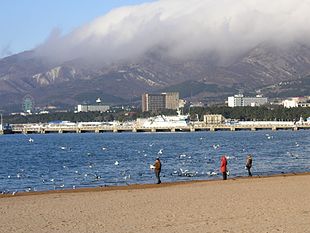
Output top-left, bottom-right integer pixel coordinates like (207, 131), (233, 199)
(1, 134), (306, 196)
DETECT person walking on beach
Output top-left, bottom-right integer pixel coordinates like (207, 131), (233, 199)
(220, 155), (228, 180)
(246, 154), (253, 177)
(154, 157), (162, 184)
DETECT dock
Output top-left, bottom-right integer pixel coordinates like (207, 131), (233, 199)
(4, 122), (310, 134)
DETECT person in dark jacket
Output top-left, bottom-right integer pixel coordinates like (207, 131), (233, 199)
(154, 157), (162, 184)
(220, 155), (228, 180)
(246, 154), (253, 177)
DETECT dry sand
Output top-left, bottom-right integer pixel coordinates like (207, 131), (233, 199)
(1, 174), (310, 233)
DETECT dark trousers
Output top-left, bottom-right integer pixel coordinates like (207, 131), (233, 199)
(222, 172), (227, 180)
(155, 170), (161, 184)
(247, 167), (252, 177)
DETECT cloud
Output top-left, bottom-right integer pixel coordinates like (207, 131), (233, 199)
(35, 0), (310, 64)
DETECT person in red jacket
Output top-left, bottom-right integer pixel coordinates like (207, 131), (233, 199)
(220, 155), (228, 180)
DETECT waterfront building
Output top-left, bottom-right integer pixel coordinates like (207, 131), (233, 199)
(77, 98), (110, 113)
(142, 92), (180, 112)
(282, 99), (299, 108)
(282, 97), (310, 108)
(204, 114), (225, 124)
(77, 104), (110, 113)
(228, 94), (268, 107)
(164, 92), (179, 110)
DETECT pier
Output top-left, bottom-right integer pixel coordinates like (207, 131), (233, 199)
(4, 122), (310, 134)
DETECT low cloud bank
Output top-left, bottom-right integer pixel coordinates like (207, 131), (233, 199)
(35, 0), (310, 64)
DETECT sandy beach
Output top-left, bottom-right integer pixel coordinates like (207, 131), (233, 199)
(1, 174), (310, 233)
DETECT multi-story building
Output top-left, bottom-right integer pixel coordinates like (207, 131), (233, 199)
(164, 92), (179, 110)
(77, 98), (110, 113)
(142, 92), (180, 112)
(282, 97), (310, 108)
(204, 114), (226, 124)
(228, 94), (268, 107)
(77, 104), (110, 113)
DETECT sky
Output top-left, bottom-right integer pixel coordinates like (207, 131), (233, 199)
(0, 0), (155, 57)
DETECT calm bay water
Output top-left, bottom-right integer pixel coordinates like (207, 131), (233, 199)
(0, 130), (310, 193)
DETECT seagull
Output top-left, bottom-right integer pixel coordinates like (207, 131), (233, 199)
(102, 147), (107, 151)
(124, 174), (131, 180)
(29, 138), (34, 143)
(60, 146), (66, 150)
(114, 161), (119, 166)
(158, 149), (163, 154)
(207, 171), (218, 176)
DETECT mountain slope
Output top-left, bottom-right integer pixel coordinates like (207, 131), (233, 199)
(1, 42), (310, 111)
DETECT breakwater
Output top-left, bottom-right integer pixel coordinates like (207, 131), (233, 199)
(3, 122), (310, 134)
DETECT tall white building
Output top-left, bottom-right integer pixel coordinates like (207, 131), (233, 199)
(77, 104), (110, 113)
(228, 94), (268, 107)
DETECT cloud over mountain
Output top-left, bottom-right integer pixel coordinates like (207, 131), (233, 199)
(35, 0), (310, 64)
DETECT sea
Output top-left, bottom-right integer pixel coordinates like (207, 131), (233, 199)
(1, 130), (310, 194)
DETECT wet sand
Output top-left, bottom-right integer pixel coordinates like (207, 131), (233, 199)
(1, 173), (310, 233)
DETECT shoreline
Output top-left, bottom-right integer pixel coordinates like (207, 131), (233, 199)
(1, 172), (310, 232)
(2, 171), (310, 198)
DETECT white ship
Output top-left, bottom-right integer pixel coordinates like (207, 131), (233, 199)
(141, 113), (190, 128)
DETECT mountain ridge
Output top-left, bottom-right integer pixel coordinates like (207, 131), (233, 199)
(1, 42), (310, 112)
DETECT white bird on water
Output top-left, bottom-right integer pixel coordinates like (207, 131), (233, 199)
(114, 161), (119, 166)
(158, 149), (163, 154)
(29, 138), (34, 143)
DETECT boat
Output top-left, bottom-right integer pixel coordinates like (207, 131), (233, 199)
(2, 123), (13, 134)
(142, 113), (190, 128)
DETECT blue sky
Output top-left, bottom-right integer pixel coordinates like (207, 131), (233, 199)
(0, 0), (155, 57)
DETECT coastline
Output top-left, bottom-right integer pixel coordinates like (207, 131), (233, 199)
(1, 172), (310, 232)
(1, 171), (310, 198)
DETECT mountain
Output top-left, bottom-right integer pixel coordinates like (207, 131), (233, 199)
(1, 42), (310, 112)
